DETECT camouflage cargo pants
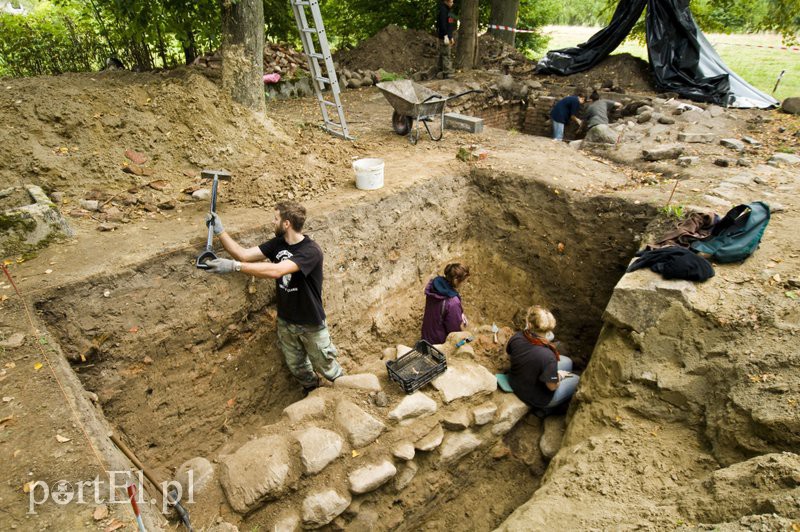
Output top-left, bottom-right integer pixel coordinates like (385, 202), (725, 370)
(276, 317), (343, 389)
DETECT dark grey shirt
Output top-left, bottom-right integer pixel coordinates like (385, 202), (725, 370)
(585, 99), (619, 129)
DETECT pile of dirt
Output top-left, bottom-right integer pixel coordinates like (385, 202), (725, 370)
(536, 53), (654, 93)
(478, 34), (536, 72)
(0, 68), (363, 230)
(335, 24), (439, 74)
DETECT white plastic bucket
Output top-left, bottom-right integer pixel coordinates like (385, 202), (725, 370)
(353, 158), (385, 190)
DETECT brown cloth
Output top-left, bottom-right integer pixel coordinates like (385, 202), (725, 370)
(649, 212), (718, 249)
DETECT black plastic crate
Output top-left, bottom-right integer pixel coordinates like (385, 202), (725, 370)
(385, 340), (447, 394)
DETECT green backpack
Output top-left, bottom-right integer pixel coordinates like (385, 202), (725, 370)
(690, 202), (770, 263)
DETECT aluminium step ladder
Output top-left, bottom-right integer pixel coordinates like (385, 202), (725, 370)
(290, 0), (353, 140)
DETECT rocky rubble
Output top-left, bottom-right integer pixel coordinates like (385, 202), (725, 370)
(173, 333), (559, 528)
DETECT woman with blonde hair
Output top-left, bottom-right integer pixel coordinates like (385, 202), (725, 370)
(503, 305), (579, 415)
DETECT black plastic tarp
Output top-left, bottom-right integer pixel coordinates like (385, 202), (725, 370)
(537, 0), (779, 108)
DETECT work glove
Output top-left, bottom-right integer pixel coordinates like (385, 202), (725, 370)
(205, 212), (225, 235)
(206, 258), (240, 274)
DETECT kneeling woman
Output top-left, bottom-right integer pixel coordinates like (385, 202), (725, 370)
(505, 306), (579, 415)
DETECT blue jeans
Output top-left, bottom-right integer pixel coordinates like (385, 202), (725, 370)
(546, 355), (579, 409)
(276, 318), (343, 389)
(552, 121), (565, 140)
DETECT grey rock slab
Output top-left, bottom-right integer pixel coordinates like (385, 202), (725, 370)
(0, 332), (25, 348)
(677, 132), (715, 143)
(294, 427), (344, 475)
(584, 124), (617, 144)
(769, 153), (800, 166)
(348, 460), (397, 494)
(737, 158), (753, 167)
(492, 394), (530, 436)
(702, 195), (732, 208)
(175, 457), (214, 495)
(334, 373), (381, 392)
(539, 415), (567, 459)
(658, 116), (676, 125)
(677, 156), (699, 167)
(283, 396), (326, 424)
(642, 145), (684, 161)
(439, 431), (482, 465)
(219, 435), (294, 513)
(720, 138), (745, 151)
(393, 460), (418, 492)
(442, 409), (471, 431)
(710, 185), (740, 200)
(714, 158), (734, 167)
(302, 489), (351, 529)
(707, 105), (725, 117)
(742, 136), (761, 146)
(335, 399), (385, 449)
(431, 361), (496, 404)
(388, 392), (437, 422)
(415, 423), (444, 451)
(472, 402), (498, 426)
(392, 441), (415, 461)
(637, 111), (653, 123)
(727, 173), (755, 185)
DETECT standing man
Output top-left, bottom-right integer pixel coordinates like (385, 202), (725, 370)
(204, 201), (343, 395)
(437, 0), (456, 79)
(550, 92), (586, 141)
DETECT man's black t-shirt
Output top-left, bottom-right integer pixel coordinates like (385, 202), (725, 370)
(506, 331), (559, 408)
(258, 236), (326, 325)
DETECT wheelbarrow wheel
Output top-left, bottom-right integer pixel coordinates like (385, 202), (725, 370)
(392, 111), (412, 136)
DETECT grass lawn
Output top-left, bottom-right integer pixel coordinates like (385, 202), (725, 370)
(539, 25), (799, 102)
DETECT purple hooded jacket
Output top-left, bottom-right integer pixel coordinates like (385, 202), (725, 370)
(421, 277), (464, 344)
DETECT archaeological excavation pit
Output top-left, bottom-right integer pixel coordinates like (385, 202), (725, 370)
(34, 169), (655, 530)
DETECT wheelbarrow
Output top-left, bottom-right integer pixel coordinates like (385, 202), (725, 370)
(376, 80), (482, 145)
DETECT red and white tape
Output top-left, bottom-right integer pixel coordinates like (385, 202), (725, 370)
(488, 24), (538, 34)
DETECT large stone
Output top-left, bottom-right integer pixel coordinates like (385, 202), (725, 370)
(175, 457), (214, 495)
(415, 423), (445, 451)
(431, 361), (496, 403)
(539, 415), (567, 459)
(348, 460), (397, 494)
(677, 156), (699, 167)
(0, 332), (25, 348)
(642, 145), (684, 161)
(283, 396), (326, 424)
(584, 124), (618, 144)
(294, 427), (344, 475)
(439, 431), (482, 465)
(335, 399), (385, 449)
(392, 441), (416, 461)
(272, 513), (300, 532)
(219, 435), (295, 513)
(706, 105), (725, 118)
(781, 97), (800, 115)
(388, 392), (437, 422)
(768, 153), (800, 166)
(636, 111), (652, 123)
(492, 394), (530, 436)
(302, 489), (351, 528)
(334, 373), (381, 392)
(444, 113), (484, 134)
(677, 132), (715, 143)
(442, 409), (471, 431)
(393, 460), (418, 492)
(472, 402), (498, 426)
(720, 138), (745, 151)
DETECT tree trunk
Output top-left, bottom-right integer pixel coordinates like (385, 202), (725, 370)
(455, 0), (479, 70)
(221, 0), (265, 113)
(489, 0), (520, 46)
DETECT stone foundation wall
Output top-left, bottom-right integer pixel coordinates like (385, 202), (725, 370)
(175, 333), (534, 530)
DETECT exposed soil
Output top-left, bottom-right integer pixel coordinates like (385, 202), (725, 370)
(1, 26), (799, 532)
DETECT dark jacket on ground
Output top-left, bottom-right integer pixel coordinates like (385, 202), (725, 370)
(421, 276), (463, 344)
(627, 246), (715, 282)
(437, 2), (455, 40)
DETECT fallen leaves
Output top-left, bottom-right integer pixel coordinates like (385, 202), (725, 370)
(93, 504), (109, 521)
(104, 518), (125, 532)
(56, 434), (71, 443)
(128, 326), (139, 333)
(33, 362), (43, 371)
(124, 149), (148, 165)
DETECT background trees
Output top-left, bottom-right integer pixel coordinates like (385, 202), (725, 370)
(0, 0), (797, 79)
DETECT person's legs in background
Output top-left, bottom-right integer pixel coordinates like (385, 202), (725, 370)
(552, 121), (565, 141)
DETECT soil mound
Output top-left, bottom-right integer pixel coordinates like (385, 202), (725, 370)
(478, 34), (535, 71)
(537, 53), (654, 92)
(335, 24), (439, 74)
